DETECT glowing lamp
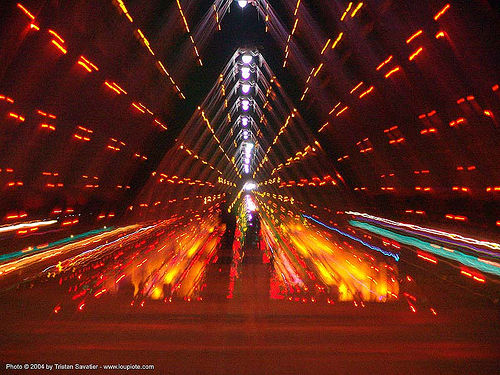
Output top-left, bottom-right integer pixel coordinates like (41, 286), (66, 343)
(242, 83), (251, 94)
(241, 67), (251, 80)
(241, 117), (249, 127)
(241, 99), (250, 111)
(245, 142), (254, 153)
(243, 130), (249, 139)
(238, 1), (248, 8)
(243, 181), (257, 191)
(242, 54), (253, 64)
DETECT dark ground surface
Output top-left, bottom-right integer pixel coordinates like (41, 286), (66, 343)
(1, 220), (499, 375)
(1, 291), (499, 375)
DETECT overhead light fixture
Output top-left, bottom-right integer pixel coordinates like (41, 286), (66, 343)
(244, 142), (254, 157)
(238, 1), (248, 8)
(241, 83), (251, 94)
(241, 99), (250, 111)
(241, 67), (251, 80)
(244, 165), (250, 174)
(241, 117), (249, 127)
(242, 54), (253, 64)
(243, 181), (257, 191)
(243, 130), (249, 139)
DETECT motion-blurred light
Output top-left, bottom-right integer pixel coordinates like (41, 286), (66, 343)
(243, 181), (257, 191)
(241, 67), (251, 79)
(242, 83), (251, 94)
(242, 54), (253, 64)
(241, 99), (250, 111)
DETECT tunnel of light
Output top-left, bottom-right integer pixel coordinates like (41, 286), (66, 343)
(0, 0), (498, 332)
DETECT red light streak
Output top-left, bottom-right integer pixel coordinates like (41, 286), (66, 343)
(420, 128), (437, 134)
(5, 212), (27, 220)
(80, 56), (98, 71)
(40, 124), (56, 131)
(376, 55), (392, 71)
(331, 32), (344, 50)
(351, 2), (363, 17)
(62, 219), (79, 226)
(51, 40), (67, 54)
(434, 4), (450, 21)
(112, 82), (127, 94)
(384, 66), (400, 78)
(175, 0), (202, 66)
(8, 112), (25, 121)
(406, 30), (423, 44)
(349, 81), (364, 94)
(154, 119), (167, 130)
(359, 86), (374, 98)
(417, 251), (438, 264)
(16, 3), (35, 20)
(320, 39), (331, 54)
(0, 95), (14, 103)
(336, 106), (349, 117)
(318, 122), (329, 133)
(483, 110), (494, 118)
(409, 47), (423, 61)
(104, 81), (121, 94)
(460, 268), (486, 283)
(445, 214), (467, 221)
(132, 102), (145, 113)
(48, 29), (64, 44)
(115, 274), (126, 284)
(312, 63), (323, 77)
(77, 61), (92, 72)
(341, 3), (352, 21)
(94, 288), (107, 298)
(329, 102), (341, 115)
(449, 117), (466, 127)
(389, 137), (405, 144)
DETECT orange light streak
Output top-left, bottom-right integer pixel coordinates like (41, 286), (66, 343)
(359, 86), (374, 98)
(409, 47), (423, 61)
(434, 4), (450, 21)
(406, 30), (423, 44)
(51, 40), (67, 54)
(104, 81), (121, 94)
(384, 66), (400, 78)
(48, 29), (64, 43)
(336, 106), (349, 117)
(17, 3), (35, 20)
(349, 81), (364, 94)
(376, 55), (393, 70)
(351, 2), (363, 17)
